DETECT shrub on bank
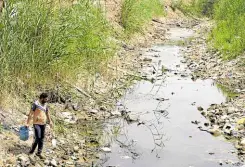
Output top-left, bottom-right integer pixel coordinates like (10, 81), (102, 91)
(172, 0), (217, 17)
(211, 0), (245, 59)
(172, 0), (245, 59)
(121, 0), (164, 34)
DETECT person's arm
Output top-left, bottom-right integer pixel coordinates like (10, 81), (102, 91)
(26, 110), (33, 127)
(26, 103), (36, 127)
(46, 109), (53, 128)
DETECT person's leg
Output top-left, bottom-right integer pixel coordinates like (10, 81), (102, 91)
(37, 125), (46, 155)
(29, 125), (41, 154)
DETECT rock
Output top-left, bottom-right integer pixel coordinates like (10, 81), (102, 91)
(18, 154), (29, 161)
(61, 155), (69, 160)
(137, 121), (145, 126)
(71, 156), (78, 160)
(50, 159), (57, 167)
(17, 154), (30, 166)
(120, 155), (131, 159)
(208, 126), (221, 136)
(72, 103), (79, 111)
(180, 74), (188, 78)
(101, 147), (111, 153)
(66, 161), (74, 165)
(197, 106), (204, 111)
(223, 123), (233, 130)
(191, 102), (196, 106)
(224, 129), (232, 135)
(240, 138), (245, 146)
(100, 106), (107, 111)
(201, 111), (206, 116)
(219, 160), (223, 166)
(74, 146), (80, 153)
(155, 98), (169, 101)
(227, 107), (239, 114)
(6, 158), (15, 165)
(191, 120), (200, 125)
(237, 118), (245, 125)
(210, 118), (216, 124)
(44, 160), (50, 165)
(181, 60), (187, 63)
(148, 48), (160, 52)
(221, 115), (228, 120)
(235, 142), (243, 150)
(204, 122), (209, 127)
(143, 57), (152, 62)
(60, 112), (72, 119)
(125, 113), (139, 122)
(110, 110), (121, 116)
(89, 109), (99, 114)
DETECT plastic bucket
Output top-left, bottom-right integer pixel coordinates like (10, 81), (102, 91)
(19, 126), (29, 141)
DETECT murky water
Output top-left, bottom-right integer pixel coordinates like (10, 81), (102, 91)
(100, 28), (242, 167)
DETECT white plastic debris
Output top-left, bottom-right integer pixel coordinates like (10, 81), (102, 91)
(101, 147), (111, 153)
(52, 139), (57, 148)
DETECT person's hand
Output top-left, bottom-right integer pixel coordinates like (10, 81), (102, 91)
(25, 123), (30, 128)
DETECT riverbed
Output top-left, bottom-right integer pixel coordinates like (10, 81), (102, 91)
(99, 28), (243, 167)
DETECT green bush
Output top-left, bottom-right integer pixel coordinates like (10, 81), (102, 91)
(121, 0), (164, 34)
(173, 0), (217, 17)
(173, 0), (245, 59)
(211, 0), (245, 59)
(0, 0), (116, 95)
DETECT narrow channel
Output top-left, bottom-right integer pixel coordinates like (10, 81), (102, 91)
(100, 28), (242, 167)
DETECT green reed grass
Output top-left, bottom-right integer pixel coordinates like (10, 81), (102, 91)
(0, 0), (116, 96)
(121, 0), (164, 35)
(211, 0), (245, 59)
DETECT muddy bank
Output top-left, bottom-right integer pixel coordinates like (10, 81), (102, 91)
(182, 20), (245, 162)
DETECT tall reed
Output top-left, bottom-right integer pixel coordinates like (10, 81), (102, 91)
(121, 0), (164, 34)
(0, 0), (116, 96)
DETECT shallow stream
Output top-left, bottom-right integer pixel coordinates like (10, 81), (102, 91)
(100, 28), (242, 167)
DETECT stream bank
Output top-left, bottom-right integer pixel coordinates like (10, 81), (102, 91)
(182, 21), (245, 162)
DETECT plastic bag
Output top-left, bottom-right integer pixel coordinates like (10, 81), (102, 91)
(19, 126), (29, 141)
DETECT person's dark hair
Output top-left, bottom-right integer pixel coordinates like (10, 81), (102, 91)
(39, 93), (49, 99)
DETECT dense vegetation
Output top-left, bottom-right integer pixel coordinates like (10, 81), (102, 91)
(0, 0), (164, 100)
(121, 0), (164, 34)
(174, 0), (245, 59)
(211, 0), (245, 59)
(0, 0), (115, 97)
(172, 0), (216, 17)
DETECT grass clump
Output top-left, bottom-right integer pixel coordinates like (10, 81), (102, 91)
(121, 0), (164, 34)
(0, 0), (116, 97)
(217, 83), (239, 99)
(210, 0), (245, 59)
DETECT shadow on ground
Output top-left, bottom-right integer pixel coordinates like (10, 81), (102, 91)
(8, 144), (30, 156)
